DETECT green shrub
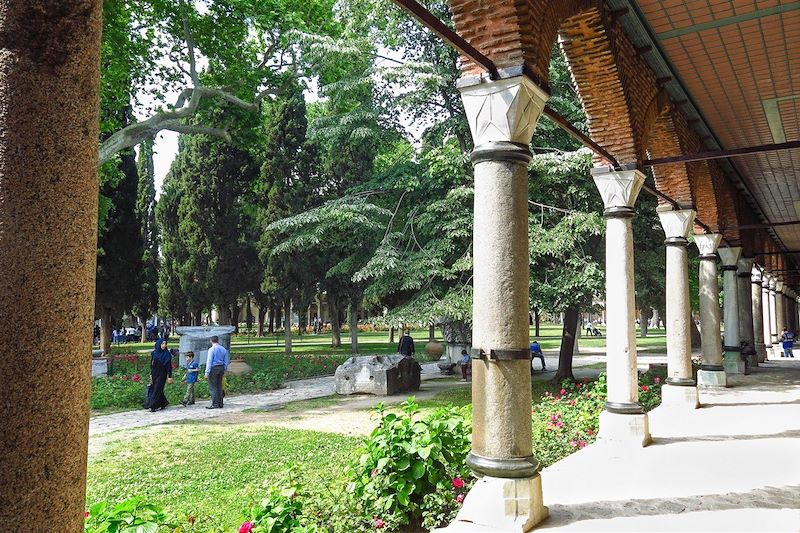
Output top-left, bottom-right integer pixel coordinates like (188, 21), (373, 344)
(84, 497), (173, 533)
(347, 398), (473, 531)
(243, 481), (317, 533)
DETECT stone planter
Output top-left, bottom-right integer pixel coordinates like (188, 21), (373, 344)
(226, 358), (252, 376)
(425, 340), (445, 361)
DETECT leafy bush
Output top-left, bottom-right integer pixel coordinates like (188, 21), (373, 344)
(85, 497), (173, 533)
(347, 398), (473, 531)
(243, 481), (317, 533)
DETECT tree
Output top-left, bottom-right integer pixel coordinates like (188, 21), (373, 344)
(132, 140), (160, 341)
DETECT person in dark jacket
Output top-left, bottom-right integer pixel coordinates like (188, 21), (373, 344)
(145, 339), (173, 412)
(397, 330), (416, 357)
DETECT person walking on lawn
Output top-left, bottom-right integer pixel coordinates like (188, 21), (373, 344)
(397, 330), (416, 357)
(180, 351), (199, 406)
(205, 336), (229, 409)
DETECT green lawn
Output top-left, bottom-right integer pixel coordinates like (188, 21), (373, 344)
(87, 423), (361, 530)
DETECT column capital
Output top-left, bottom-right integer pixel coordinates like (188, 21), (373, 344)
(718, 246), (742, 267)
(459, 76), (548, 147)
(590, 168), (645, 214)
(769, 277), (777, 291)
(776, 281), (785, 292)
(657, 208), (695, 243)
(751, 266), (762, 284)
(694, 233), (722, 258)
(737, 257), (754, 277)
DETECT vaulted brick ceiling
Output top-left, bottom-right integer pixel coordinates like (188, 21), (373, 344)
(630, 0), (799, 273)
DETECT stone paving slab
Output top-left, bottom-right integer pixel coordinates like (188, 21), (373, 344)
(537, 360), (800, 531)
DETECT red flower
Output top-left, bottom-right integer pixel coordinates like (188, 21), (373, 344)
(587, 428), (593, 435)
(654, 377), (661, 384)
(132, 373), (140, 382)
(456, 493), (465, 503)
(374, 517), (386, 529)
(84, 511), (90, 519)
(560, 389), (566, 395)
(554, 396), (561, 401)
(576, 383), (582, 389)
(172, 363), (178, 369)
(641, 385), (649, 392)
(371, 468), (378, 477)
(452, 477), (465, 489)
(239, 521), (254, 533)
(579, 440), (587, 448)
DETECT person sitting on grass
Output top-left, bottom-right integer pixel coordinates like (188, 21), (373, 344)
(180, 351), (199, 406)
(530, 340), (546, 373)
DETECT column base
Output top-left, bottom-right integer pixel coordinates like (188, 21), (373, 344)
(659, 383), (699, 409)
(697, 369), (727, 387)
(435, 475), (548, 532)
(724, 352), (745, 375)
(755, 343), (767, 364)
(598, 410), (651, 447)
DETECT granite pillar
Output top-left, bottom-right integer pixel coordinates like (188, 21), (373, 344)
(737, 257), (756, 369)
(695, 234), (726, 387)
(751, 267), (766, 365)
(657, 208), (698, 409)
(719, 247), (744, 375)
(443, 75), (549, 532)
(0, 2), (102, 530)
(769, 277), (779, 358)
(762, 273), (772, 362)
(592, 167), (651, 446)
(775, 281), (785, 357)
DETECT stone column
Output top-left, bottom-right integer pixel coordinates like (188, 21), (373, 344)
(657, 208), (698, 409)
(737, 257), (756, 369)
(719, 247), (744, 375)
(751, 266), (766, 365)
(762, 273), (772, 362)
(695, 234), (726, 387)
(0, 3), (102, 531)
(592, 167), (651, 446)
(769, 276), (779, 359)
(445, 75), (549, 532)
(775, 281), (785, 357)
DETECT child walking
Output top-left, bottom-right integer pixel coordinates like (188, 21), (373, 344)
(180, 351), (199, 406)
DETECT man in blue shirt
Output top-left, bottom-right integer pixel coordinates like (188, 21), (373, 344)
(205, 335), (230, 408)
(530, 341), (546, 373)
(179, 351), (199, 406)
(780, 328), (795, 358)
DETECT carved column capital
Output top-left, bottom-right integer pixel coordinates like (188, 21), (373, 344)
(718, 246), (742, 267)
(694, 233), (722, 258)
(657, 208), (695, 245)
(459, 76), (549, 147)
(590, 168), (645, 216)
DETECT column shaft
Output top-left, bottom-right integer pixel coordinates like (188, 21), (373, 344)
(470, 147), (534, 470)
(761, 279), (772, 358)
(665, 242), (693, 382)
(769, 284), (779, 347)
(737, 259), (755, 368)
(0, 3), (102, 530)
(775, 286), (785, 357)
(719, 248), (743, 375)
(751, 271), (765, 365)
(698, 259), (723, 368)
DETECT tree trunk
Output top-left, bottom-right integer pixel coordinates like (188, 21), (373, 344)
(389, 326), (395, 344)
(257, 304), (265, 337)
(245, 295), (253, 332)
(100, 307), (112, 354)
(283, 296), (292, 354)
(330, 295), (342, 347)
(429, 323), (435, 341)
(552, 305), (579, 383)
(534, 309), (540, 337)
(639, 306), (650, 337)
(349, 300), (359, 354)
(268, 305), (276, 334)
(139, 314), (147, 343)
(231, 303), (240, 332)
(194, 310), (202, 326)
(690, 312), (702, 349)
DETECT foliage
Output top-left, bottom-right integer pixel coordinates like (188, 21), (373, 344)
(244, 478), (318, 533)
(132, 139), (160, 325)
(347, 398), (473, 530)
(84, 497), (172, 533)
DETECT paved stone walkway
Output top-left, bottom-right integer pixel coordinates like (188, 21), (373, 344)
(538, 359), (800, 531)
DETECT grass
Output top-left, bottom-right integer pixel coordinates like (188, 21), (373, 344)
(86, 423), (361, 530)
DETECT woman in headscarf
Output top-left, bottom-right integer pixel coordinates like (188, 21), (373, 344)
(145, 338), (173, 412)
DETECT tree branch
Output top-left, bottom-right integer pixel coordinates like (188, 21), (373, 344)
(161, 120), (232, 142)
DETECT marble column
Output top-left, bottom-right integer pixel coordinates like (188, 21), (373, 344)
(737, 257), (756, 369)
(751, 266), (766, 365)
(769, 277), (779, 359)
(762, 273), (773, 362)
(592, 167), (651, 446)
(695, 234), (726, 387)
(0, 3), (103, 531)
(775, 281), (785, 357)
(719, 247), (744, 374)
(657, 208), (698, 409)
(444, 75), (549, 532)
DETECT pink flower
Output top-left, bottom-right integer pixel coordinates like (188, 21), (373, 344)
(569, 399), (576, 406)
(374, 517), (385, 529)
(579, 440), (587, 448)
(654, 377), (661, 384)
(554, 396), (561, 401)
(570, 440), (578, 448)
(132, 373), (140, 382)
(576, 383), (582, 389)
(560, 389), (566, 395)
(544, 391), (550, 397)
(587, 428), (593, 435)
(452, 477), (465, 489)
(239, 522), (254, 533)
(641, 385), (649, 392)
(456, 493), (465, 503)
(370, 468), (378, 477)
(84, 511), (90, 519)
(555, 421), (563, 428)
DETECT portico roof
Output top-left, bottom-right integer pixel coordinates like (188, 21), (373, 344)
(612, 0), (800, 275)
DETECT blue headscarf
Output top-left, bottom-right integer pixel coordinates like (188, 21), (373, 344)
(151, 339), (172, 366)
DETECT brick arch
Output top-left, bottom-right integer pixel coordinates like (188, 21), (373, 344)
(642, 100), (695, 208)
(715, 176), (741, 243)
